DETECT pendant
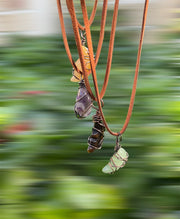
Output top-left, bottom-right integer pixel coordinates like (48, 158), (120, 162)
(74, 80), (92, 118)
(71, 32), (91, 82)
(102, 136), (129, 174)
(87, 110), (105, 153)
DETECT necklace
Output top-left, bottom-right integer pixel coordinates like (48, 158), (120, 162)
(57, 0), (149, 174)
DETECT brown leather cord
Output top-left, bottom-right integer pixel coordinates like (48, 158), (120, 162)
(57, 0), (108, 79)
(76, 0), (98, 31)
(69, 0), (118, 100)
(80, 0), (149, 136)
(75, 0), (108, 66)
(120, 0), (149, 134)
(66, 0), (95, 100)
(100, 0), (120, 98)
(56, 0), (82, 74)
(57, 0), (149, 136)
(95, 0), (108, 66)
(57, 0), (104, 100)
(80, 0), (120, 136)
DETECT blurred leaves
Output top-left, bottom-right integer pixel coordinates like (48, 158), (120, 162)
(0, 30), (179, 219)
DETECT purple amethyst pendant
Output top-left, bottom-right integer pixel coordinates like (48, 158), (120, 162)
(74, 81), (92, 118)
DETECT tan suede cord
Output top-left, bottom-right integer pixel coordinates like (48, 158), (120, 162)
(77, 0), (98, 30)
(57, 0), (149, 136)
(66, 0), (95, 99)
(56, 0), (81, 74)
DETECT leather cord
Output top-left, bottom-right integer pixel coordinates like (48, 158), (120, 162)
(94, 0), (108, 66)
(57, 0), (108, 99)
(77, 0), (98, 31)
(79, 0), (149, 135)
(72, 0), (108, 66)
(120, 0), (149, 134)
(57, 0), (149, 136)
(56, 0), (82, 74)
(66, 0), (95, 99)
(100, 0), (120, 98)
(80, 0), (120, 136)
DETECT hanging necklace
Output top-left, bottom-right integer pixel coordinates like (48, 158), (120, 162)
(57, 0), (149, 174)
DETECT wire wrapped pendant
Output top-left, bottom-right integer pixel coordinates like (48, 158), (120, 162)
(87, 110), (105, 153)
(74, 80), (92, 118)
(71, 46), (91, 82)
(102, 136), (129, 174)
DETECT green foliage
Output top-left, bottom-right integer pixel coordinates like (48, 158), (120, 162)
(0, 32), (179, 219)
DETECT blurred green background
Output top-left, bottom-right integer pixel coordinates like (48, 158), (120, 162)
(0, 2), (180, 219)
